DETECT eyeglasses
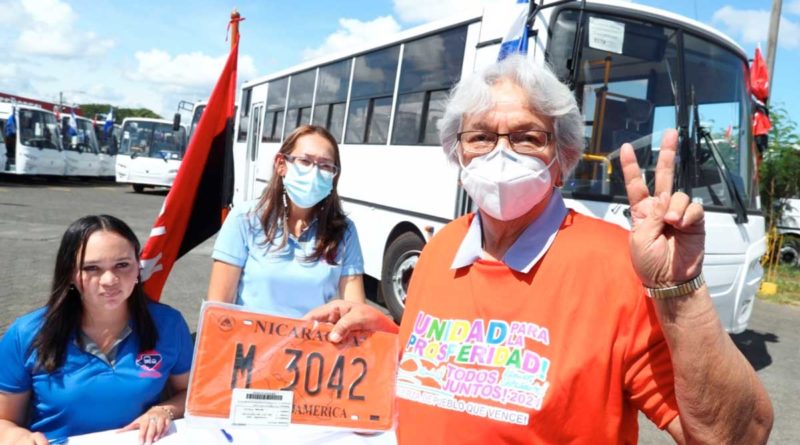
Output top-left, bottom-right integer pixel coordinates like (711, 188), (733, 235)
(457, 130), (553, 155)
(282, 153), (339, 177)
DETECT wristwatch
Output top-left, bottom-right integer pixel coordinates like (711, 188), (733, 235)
(645, 274), (705, 299)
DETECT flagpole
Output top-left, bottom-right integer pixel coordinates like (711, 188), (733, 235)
(222, 8), (242, 222)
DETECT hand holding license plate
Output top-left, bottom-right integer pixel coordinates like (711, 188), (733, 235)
(186, 303), (399, 431)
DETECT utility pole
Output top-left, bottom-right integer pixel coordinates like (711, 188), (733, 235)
(766, 0), (782, 99)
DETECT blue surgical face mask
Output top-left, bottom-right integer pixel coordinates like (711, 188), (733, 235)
(283, 161), (334, 209)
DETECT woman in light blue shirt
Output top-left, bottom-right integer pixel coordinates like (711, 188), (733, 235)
(207, 125), (366, 317)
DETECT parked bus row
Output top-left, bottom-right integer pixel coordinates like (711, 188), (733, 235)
(229, 0), (765, 333)
(0, 100), (201, 193)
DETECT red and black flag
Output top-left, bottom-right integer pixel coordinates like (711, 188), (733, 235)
(140, 11), (242, 301)
(750, 46), (771, 155)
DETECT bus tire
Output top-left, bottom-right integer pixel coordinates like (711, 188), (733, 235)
(380, 232), (425, 323)
(780, 237), (800, 267)
(132, 184), (145, 193)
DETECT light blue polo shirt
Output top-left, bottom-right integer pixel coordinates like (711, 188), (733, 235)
(0, 302), (193, 441)
(451, 189), (568, 272)
(212, 200), (365, 318)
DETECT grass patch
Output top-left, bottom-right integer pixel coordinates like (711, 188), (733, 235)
(759, 265), (800, 305)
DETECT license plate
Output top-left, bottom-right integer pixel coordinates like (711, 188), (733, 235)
(187, 303), (399, 430)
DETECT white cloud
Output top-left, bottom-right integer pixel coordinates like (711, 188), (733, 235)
(130, 50), (257, 89)
(713, 5), (800, 50)
(10, 0), (114, 58)
(302, 16), (402, 61)
(126, 49), (257, 115)
(0, 0), (24, 25)
(393, 0), (494, 23)
(789, 1), (800, 15)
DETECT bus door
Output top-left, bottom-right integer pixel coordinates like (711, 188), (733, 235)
(244, 103), (264, 201)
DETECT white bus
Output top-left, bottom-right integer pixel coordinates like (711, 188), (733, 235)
(95, 122), (121, 178)
(115, 117), (187, 192)
(60, 114), (103, 177)
(232, 0), (764, 333)
(0, 102), (65, 176)
(0, 135), (6, 171)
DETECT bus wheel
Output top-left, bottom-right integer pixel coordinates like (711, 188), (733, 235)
(380, 232), (424, 323)
(132, 184), (145, 193)
(779, 237), (800, 267)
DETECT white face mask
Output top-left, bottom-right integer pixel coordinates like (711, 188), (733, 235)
(460, 147), (556, 221)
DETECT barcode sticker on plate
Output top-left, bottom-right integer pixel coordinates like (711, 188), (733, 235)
(230, 389), (293, 427)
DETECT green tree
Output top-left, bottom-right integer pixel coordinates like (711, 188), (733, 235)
(79, 103), (162, 123)
(759, 104), (800, 228)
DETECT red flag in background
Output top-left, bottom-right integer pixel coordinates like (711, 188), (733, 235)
(750, 46), (769, 102)
(140, 12), (241, 301)
(753, 110), (772, 136)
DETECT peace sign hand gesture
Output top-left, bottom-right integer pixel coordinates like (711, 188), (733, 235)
(620, 129), (705, 289)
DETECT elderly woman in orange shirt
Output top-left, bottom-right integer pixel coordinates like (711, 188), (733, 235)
(307, 55), (773, 444)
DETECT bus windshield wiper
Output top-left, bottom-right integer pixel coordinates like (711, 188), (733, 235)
(690, 90), (748, 223)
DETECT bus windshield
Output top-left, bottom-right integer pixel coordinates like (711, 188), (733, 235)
(119, 121), (186, 160)
(547, 9), (756, 213)
(95, 124), (119, 154)
(64, 118), (100, 153)
(684, 34), (757, 211)
(19, 109), (61, 150)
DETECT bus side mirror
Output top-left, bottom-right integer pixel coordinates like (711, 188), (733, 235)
(173, 113), (181, 132)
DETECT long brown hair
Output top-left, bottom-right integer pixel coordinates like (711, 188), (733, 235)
(256, 125), (348, 264)
(30, 215), (157, 373)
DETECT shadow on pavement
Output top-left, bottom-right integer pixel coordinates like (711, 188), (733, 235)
(730, 330), (778, 371)
(125, 188), (169, 196)
(0, 175), (117, 188)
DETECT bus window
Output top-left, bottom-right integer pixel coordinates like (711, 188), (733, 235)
(345, 45), (400, 144)
(683, 33), (755, 210)
(285, 69), (315, 135)
(189, 104), (206, 142)
(262, 77), (288, 142)
(549, 10), (680, 200)
(20, 109), (61, 150)
(392, 26), (467, 145)
(313, 59), (351, 142)
(237, 88), (252, 142)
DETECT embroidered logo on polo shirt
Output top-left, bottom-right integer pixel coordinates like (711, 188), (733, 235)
(136, 350), (163, 378)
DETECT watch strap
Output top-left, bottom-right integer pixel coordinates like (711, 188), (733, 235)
(645, 273), (705, 299)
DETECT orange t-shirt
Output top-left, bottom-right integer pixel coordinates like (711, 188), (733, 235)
(396, 211), (679, 444)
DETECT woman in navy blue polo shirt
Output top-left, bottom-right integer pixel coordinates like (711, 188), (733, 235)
(0, 215), (193, 445)
(207, 125), (366, 317)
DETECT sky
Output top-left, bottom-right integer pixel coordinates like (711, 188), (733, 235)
(0, 0), (798, 127)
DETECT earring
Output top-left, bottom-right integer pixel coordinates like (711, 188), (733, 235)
(282, 190), (288, 209)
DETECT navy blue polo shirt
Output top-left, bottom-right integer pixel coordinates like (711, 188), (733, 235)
(0, 302), (193, 440)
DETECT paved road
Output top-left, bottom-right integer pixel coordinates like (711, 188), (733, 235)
(0, 176), (797, 443)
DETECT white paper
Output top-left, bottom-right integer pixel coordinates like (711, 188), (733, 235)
(229, 388), (293, 427)
(588, 17), (625, 54)
(69, 419), (398, 445)
(68, 422), (179, 445)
